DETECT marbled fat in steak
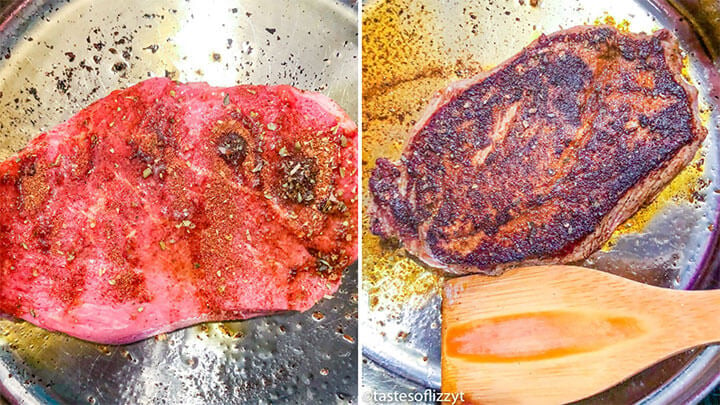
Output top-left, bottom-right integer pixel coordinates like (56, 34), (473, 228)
(0, 78), (357, 343)
(369, 26), (706, 275)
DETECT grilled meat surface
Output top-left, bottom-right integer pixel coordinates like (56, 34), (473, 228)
(369, 26), (706, 275)
(0, 78), (358, 344)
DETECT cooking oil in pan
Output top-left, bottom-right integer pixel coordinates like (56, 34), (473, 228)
(603, 149), (708, 251)
(362, 0), (455, 314)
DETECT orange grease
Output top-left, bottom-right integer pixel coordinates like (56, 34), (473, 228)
(445, 311), (643, 362)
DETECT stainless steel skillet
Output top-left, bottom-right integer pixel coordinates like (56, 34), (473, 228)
(0, 0), (358, 403)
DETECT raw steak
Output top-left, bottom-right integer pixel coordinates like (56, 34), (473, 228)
(369, 26), (706, 275)
(0, 77), (358, 344)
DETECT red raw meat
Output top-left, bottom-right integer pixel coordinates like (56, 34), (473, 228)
(0, 78), (357, 344)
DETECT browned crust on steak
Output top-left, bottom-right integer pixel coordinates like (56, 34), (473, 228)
(369, 25), (707, 275)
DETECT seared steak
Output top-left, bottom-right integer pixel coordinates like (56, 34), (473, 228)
(369, 26), (705, 275)
(0, 78), (357, 344)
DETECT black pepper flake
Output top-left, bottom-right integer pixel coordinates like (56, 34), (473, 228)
(27, 87), (40, 103)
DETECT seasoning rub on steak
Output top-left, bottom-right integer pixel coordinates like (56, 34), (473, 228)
(369, 26), (706, 275)
(0, 78), (357, 344)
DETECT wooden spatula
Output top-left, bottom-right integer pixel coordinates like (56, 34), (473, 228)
(441, 265), (720, 404)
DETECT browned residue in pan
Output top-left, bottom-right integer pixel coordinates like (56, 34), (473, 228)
(362, 0), (462, 308)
